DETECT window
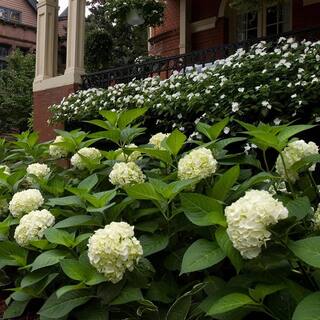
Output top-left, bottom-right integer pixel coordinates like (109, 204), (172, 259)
(0, 44), (10, 70)
(236, 2), (291, 41)
(0, 6), (21, 23)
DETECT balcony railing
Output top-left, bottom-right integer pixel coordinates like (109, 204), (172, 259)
(81, 26), (320, 90)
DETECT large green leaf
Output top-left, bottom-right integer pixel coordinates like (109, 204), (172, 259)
(54, 215), (96, 229)
(278, 125), (315, 146)
(215, 227), (243, 273)
(3, 300), (29, 319)
(165, 129), (186, 156)
(292, 292), (320, 320)
(211, 165), (240, 202)
(125, 183), (161, 201)
(117, 108), (147, 129)
(180, 193), (226, 227)
(181, 239), (225, 274)
(0, 241), (28, 268)
(140, 233), (169, 257)
(207, 293), (259, 316)
(288, 237), (320, 268)
(38, 290), (92, 319)
(110, 286), (143, 305)
(78, 174), (99, 191)
(166, 295), (191, 320)
(21, 269), (50, 288)
(32, 249), (69, 271)
(249, 283), (286, 302)
(47, 196), (84, 208)
(197, 118), (229, 141)
(286, 197), (312, 220)
(44, 229), (75, 247)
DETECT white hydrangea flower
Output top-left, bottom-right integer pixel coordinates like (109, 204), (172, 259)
(14, 209), (55, 247)
(109, 162), (145, 187)
(27, 163), (50, 179)
(0, 199), (8, 215)
(149, 133), (170, 150)
(178, 147), (217, 181)
(49, 136), (68, 159)
(116, 144), (141, 162)
(276, 140), (319, 182)
(0, 165), (10, 175)
(9, 189), (44, 218)
(71, 147), (102, 170)
(312, 204), (320, 230)
(88, 222), (143, 283)
(226, 190), (288, 259)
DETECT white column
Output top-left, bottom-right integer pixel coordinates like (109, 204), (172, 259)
(64, 0), (86, 81)
(180, 0), (190, 54)
(34, 0), (58, 83)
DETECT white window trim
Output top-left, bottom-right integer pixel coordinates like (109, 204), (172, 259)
(303, 0), (320, 5)
(190, 17), (217, 33)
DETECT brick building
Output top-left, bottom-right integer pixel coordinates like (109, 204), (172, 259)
(0, 0), (37, 68)
(149, 0), (320, 56)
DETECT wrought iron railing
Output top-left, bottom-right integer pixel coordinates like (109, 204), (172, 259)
(81, 26), (320, 89)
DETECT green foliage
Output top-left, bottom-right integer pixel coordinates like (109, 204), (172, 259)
(0, 109), (320, 319)
(0, 50), (35, 133)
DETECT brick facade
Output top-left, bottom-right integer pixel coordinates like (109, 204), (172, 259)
(0, 0), (37, 53)
(33, 84), (79, 142)
(149, 0), (320, 56)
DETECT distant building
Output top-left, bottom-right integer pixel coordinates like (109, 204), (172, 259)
(0, 0), (37, 68)
(149, 0), (320, 57)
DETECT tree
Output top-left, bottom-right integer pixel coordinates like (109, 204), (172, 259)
(85, 1), (148, 72)
(0, 50), (35, 133)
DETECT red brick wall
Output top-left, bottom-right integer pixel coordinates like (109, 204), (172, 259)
(0, 0), (37, 27)
(33, 84), (79, 142)
(292, 0), (320, 29)
(191, 0), (220, 22)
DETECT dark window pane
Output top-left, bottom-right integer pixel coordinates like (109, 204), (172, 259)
(267, 6), (278, 25)
(247, 12), (258, 29)
(248, 28), (258, 39)
(266, 24), (278, 36)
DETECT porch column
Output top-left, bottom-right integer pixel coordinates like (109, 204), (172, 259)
(179, 0), (191, 54)
(34, 0), (58, 83)
(64, 0), (86, 82)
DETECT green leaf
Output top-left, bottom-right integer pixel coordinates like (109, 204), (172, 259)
(60, 259), (106, 285)
(286, 197), (312, 220)
(278, 125), (315, 145)
(56, 283), (86, 299)
(211, 165), (240, 202)
(21, 269), (50, 288)
(78, 174), (98, 191)
(165, 129), (186, 155)
(138, 148), (172, 164)
(288, 237), (320, 268)
(292, 292), (320, 320)
(47, 196), (84, 208)
(44, 229), (75, 247)
(74, 300), (108, 320)
(3, 300), (29, 319)
(180, 193), (226, 227)
(245, 130), (280, 151)
(38, 290), (92, 319)
(181, 239), (225, 274)
(32, 249), (69, 271)
(166, 295), (191, 320)
(118, 108), (147, 129)
(110, 286), (143, 305)
(197, 118), (229, 141)
(140, 233), (169, 257)
(125, 183), (161, 201)
(249, 283), (286, 302)
(100, 110), (118, 125)
(215, 227), (243, 273)
(207, 293), (259, 316)
(54, 216), (95, 229)
(0, 241), (28, 267)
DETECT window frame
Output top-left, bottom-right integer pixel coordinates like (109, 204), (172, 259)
(0, 6), (22, 23)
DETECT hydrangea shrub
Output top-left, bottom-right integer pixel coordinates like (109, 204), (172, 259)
(0, 108), (320, 320)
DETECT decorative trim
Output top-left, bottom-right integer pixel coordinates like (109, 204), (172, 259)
(191, 17), (217, 33)
(148, 29), (179, 45)
(303, 0), (320, 5)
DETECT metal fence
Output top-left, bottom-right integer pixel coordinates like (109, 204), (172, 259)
(81, 26), (320, 90)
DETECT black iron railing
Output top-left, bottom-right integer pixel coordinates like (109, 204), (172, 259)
(81, 26), (320, 89)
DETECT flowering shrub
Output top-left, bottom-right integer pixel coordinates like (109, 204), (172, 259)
(50, 37), (320, 134)
(0, 108), (320, 319)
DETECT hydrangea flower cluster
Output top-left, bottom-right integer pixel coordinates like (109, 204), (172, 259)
(109, 162), (145, 187)
(0, 165), (10, 175)
(312, 204), (320, 230)
(116, 144), (141, 162)
(14, 209), (55, 247)
(149, 133), (170, 150)
(27, 163), (50, 179)
(49, 136), (68, 159)
(88, 222), (143, 283)
(276, 140), (319, 182)
(178, 147), (217, 181)
(71, 147), (102, 170)
(225, 190), (288, 259)
(9, 189), (44, 218)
